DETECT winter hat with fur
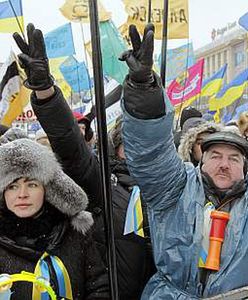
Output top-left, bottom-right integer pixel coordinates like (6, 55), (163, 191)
(0, 138), (93, 234)
(178, 122), (223, 162)
(0, 127), (27, 145)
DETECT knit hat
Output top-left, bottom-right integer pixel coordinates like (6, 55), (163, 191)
(182, 117), (206, 134)
(73, 111), (85, 123)
(73, 108), (95, 142)
(180, 107), (202, 129)
(0, 138), (93, 234)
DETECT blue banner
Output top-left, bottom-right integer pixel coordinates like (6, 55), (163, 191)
(44, 23), (75, 58)
(59, 56), (91, 92)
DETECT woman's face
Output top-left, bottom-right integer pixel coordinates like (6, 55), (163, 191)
(4, 178), (45, 218)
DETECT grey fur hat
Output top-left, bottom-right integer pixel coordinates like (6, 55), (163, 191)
(178, 122), (223, 162)
(0, 127), (28, 145)
(0, 138), (93, 234)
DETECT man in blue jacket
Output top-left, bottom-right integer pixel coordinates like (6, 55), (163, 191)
(120, 23), (248, 299)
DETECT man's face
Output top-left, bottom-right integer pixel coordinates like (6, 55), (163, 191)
(201, 144), (245, 189)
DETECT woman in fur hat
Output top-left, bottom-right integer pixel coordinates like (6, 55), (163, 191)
(0, 138), (109, 300)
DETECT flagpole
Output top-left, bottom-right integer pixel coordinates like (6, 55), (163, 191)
(175, 42), (191, 130)
(79, 21), (94, 105)
(88, 1), (119, 299)
(160, 0), (169, 87)
(8, 0), (25, 40)
(148, 0), (152, 22)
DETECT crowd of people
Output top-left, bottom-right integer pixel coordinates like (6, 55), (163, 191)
(1, 22), (248, 299)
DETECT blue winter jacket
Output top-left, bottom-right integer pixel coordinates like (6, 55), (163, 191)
(122, 92), (248, 299)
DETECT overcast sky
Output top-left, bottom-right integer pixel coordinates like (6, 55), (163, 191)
(0, 0), (248, 62)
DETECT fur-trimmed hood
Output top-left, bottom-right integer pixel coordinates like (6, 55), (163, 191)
(178, 122), (222, 162)
(0, 138), (93, 234)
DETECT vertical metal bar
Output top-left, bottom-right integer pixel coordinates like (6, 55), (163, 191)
(148, 0), (152, 23)
(160, 0), (169, 87)
(9, 0), (25, 40)
(88, 1), (119, 299)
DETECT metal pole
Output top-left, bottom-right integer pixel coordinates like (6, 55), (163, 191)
(88, 1), (119, 299)
(79, 21), (94, 103)
(9, 0), (26, 40)
(148, 0), (152, 23)
(160, 0), (169, 87)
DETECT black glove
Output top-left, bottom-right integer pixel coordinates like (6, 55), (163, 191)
(119, 23), (154, 84)
(85, 105), (96, 123)
(13, 23), (54, 91)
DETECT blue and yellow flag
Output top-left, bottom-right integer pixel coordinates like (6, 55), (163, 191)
(209, 68), (248, 111)
(59, 56), (91, 92)
(0, 0), (24, 33)
(124, 185), (144, 237)
(201, 64), (227, 97)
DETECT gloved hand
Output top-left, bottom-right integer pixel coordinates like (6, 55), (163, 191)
(13, 23), (54, 91)
(119, 23), (154, 84)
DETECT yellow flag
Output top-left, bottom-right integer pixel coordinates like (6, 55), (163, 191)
(122, 0), (189, 40)
(60, 0), (111, 22)
(214, 109), (221, 123)
(0, 51), (30, 126)
(1, 85), (30, 126)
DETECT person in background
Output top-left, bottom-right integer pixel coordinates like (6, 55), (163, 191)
(35, 127), (51, 148)
(238, 111), (248, 138)
(178, 117), (221, 166)
(174, 106), (202, 149)
(73, 105), (96, 150)
(120, 23), (248, 299)
(0, 138), (109, 300)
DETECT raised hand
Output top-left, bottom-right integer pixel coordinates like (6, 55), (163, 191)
(13, 23), (54, 91)
(119, 23), (155, 84)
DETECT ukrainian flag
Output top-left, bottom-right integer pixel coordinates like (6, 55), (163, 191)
(209, 68), (248, 111)
(201, 64), (227, 97)
(0, 0), (24, 33)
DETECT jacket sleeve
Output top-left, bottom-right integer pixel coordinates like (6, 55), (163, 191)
(84, 233), (110, 300)
(31, 87), (102, 214)
(122, 81), (187, 211)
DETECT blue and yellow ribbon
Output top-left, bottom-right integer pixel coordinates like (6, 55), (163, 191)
(33, 252), (73, 300)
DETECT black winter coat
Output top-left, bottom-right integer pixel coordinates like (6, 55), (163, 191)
(0, 204), (109, 300)
(31, 87), (155, 300)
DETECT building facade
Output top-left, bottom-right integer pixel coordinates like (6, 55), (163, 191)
(195, 24), (248, 121)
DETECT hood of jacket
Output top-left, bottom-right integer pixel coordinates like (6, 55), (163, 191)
(178, 122), (222, 163)
(0, 138), (93, 234)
